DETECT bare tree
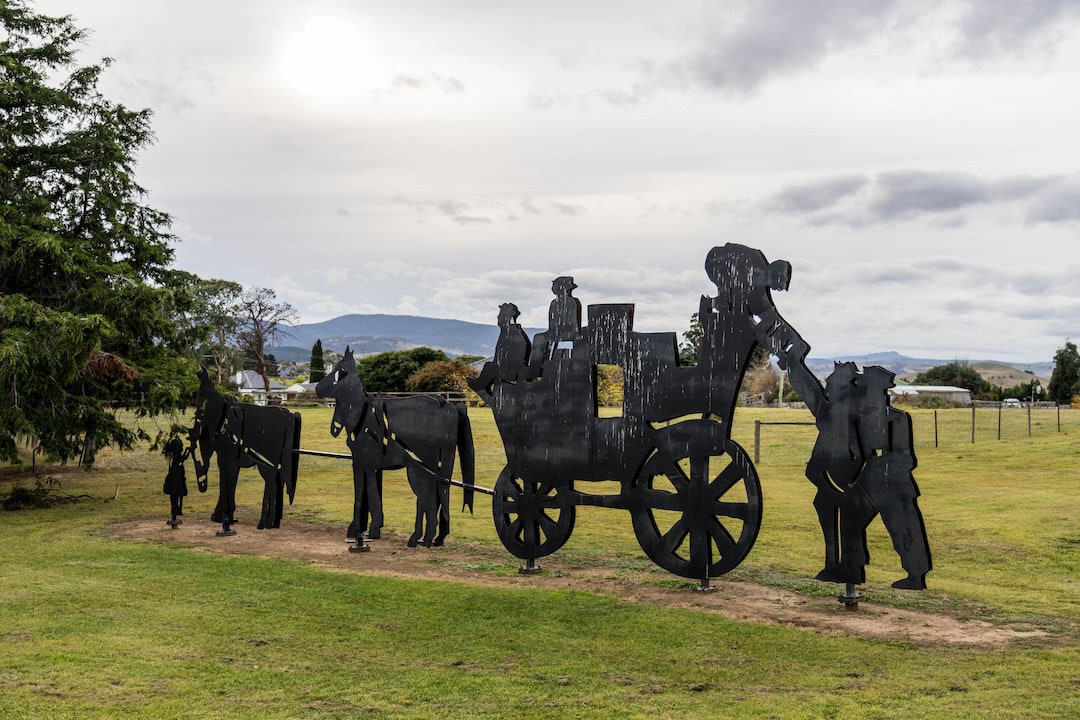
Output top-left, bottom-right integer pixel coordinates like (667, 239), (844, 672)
(236, 287), (297, 399)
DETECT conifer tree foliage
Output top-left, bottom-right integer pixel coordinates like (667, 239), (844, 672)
(309, 339), (325, 383)
(0, 2), (198, 463)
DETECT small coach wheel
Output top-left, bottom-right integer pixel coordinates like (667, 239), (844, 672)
(630, 435), (762, 581)
(492, 466), (575, 560)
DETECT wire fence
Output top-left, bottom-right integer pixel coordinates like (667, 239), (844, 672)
(751, 405), (1078, 464)
(912, 404), (1075, 448)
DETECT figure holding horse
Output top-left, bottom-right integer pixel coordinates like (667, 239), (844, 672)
(315, 348), (476, 548)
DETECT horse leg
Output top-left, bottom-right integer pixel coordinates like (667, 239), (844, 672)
(347, 464), (365, 539)
(257, 465), (276, 529)
(212, 458), (238, 525)
(405, 466), (433, 547)
(366, 470), (384, 539)
(407, 470), (425, 548)
(422, 471), (440, 548)
(433, 476), (451, 546)
(274, 471), (285, 528)
(433, 454), (455, 546)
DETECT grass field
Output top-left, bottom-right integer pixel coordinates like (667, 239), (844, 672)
(1, 406), (1078, 718)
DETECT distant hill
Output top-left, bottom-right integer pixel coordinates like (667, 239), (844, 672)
(805, 351), (944, 380)
(806, 352), (1052, 385)
(275, 313), (1055, 381)
(970, 362), (1052, 388)
(278, 314), (542, 358)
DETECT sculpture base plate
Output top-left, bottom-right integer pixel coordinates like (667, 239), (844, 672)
(837, 583), (864, 611)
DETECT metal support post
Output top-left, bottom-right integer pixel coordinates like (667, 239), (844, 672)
(837, 583), (863, 611)
(754, 420), (761, 464)
(519, 557), (542, 574)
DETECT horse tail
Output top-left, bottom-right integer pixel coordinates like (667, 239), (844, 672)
(456, 404), (476, 513)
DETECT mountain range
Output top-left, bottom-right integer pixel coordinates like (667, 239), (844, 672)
(803, 352), (1053, 384)
(272, 314), (1054, 381)
(273, 314), (541, 362)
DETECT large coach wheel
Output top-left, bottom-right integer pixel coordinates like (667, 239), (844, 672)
(630, 429), (762, 581)
(492, 466), (576, 560)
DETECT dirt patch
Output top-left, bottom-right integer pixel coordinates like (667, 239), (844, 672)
(114, 518), (1050, 649)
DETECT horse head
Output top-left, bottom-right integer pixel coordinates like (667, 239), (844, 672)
(316, 346), (367, 438)
(190, 368), (222, 489)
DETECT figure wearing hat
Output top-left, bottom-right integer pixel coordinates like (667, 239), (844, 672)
(535, 276), (582, 363)
(470, 303), (532, 397)
(525, 276), (583, 374)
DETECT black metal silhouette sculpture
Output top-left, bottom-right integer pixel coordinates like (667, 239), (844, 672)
(802, 364), (931, 589)
(162, 435), (191, 527)
(730, 246), (932, 590)
(315, 349), (476, 548)
(191, 369), (302, 534)
(469, 253), (765, 586)
(470, 243), (931, 590)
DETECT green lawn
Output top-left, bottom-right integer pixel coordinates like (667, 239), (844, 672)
(1, 406), (1078, 718)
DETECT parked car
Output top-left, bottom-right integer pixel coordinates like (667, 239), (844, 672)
(1002, 398), (1022, 409)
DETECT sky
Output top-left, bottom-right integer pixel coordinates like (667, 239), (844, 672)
(33, 0), (1080, 363)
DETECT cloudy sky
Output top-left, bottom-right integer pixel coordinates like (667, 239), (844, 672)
(36, 0), (1080, 362)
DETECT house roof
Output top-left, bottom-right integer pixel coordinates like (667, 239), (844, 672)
(890, 385), (970, 394)
(284, 381), (319, 393)
(236, 370), (286, 391)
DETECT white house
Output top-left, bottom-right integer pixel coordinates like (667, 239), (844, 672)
(283, 381), (320, 401)
(234, 370), (288, 406)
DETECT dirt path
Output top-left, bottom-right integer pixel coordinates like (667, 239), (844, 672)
(114, 518), (1051, 649)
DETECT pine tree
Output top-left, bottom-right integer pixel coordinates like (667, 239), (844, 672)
(0, 2), (197, 463)
(309, 339), (326, 382)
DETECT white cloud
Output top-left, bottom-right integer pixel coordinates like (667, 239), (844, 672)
(36, 0), (1080, 364)
(764, 171), (1079, 227)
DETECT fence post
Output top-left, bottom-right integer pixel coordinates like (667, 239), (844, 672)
(971, 405), (976, 444)
(754, 420), (761, 464)
(934, 410), (939, 448)
(1028, 402), (1032, 436)
(1058, 404), (1061, 432)
(997, 403), (1002, 441)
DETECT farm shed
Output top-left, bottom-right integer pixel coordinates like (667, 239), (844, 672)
(889, 384), (971, 405)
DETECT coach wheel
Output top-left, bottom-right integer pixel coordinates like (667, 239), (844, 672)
(492, 466), (576, 561)
(630, 430), (762, 582)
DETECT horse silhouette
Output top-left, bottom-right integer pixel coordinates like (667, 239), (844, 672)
(192, 369), (301, 530)
(315, 348), (475, 547)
